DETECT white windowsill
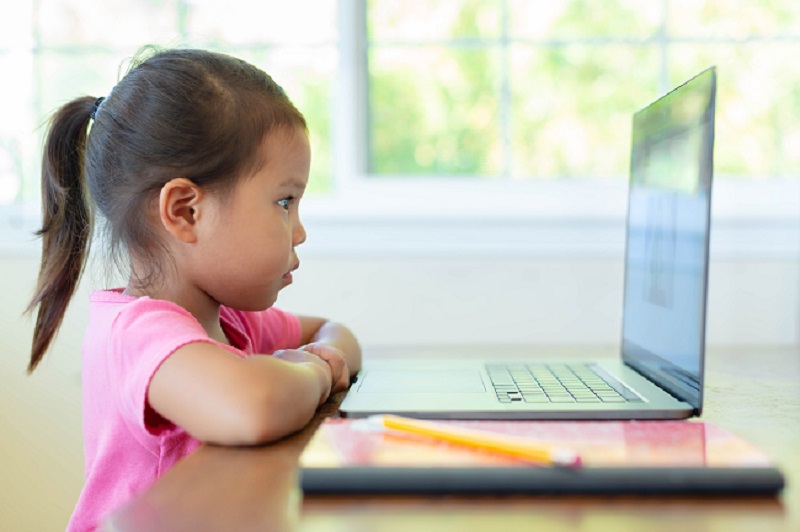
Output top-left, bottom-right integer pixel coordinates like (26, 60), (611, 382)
(2, 179), (798, 260)
(298, 178), (800, 259)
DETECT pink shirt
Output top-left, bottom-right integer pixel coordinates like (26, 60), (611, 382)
(67, 290), (301, 531)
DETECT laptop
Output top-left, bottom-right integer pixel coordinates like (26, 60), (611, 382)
(341, 67), (717, 420)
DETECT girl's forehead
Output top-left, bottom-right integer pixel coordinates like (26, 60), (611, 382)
(260, 127), (310, 158)
(246, 127), (310, 184)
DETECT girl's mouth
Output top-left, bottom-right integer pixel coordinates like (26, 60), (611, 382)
(282, 263), (299, 284)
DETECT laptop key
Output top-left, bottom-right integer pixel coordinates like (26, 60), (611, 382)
(523, 396), (551, 403)
(521, 391), (548, 396)
(600, 396), (627, 403)
(595, 390), (622, 397)
(489, 362), (645, 404)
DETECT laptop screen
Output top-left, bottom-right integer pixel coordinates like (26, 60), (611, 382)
(621, 68), (716, 412)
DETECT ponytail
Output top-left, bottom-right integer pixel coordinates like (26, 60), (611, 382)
(26, 97), (95, 373)
(25, 49), (309, 372)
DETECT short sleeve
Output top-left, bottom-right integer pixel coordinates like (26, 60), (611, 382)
(108, 299), (216, 437)
(221, 306), (302, 355)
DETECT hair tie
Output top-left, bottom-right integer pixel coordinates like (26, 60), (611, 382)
(90, 97), (106, 120)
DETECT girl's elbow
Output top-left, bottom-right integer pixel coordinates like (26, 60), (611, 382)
(229, 392), (314, 445)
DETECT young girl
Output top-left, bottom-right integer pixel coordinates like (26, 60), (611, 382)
(26, 48), (361, 531)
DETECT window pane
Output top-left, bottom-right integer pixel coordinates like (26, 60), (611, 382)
(0, 52), (35, 205)
(0, 0), (36, 206)
(36, 52), (121, 118)
(186, 0), (337, 46)
(0, 2), (34, 49)
(369, 47), (502, 175)
(367, 0), (800, 181)
(669, 43), (800, 179)
(32, 52), (123, 203)
(38, 0), (180, 48)
(510, 0), (662, 39)
(668, 0), (800, 38)
(4, 0), (338, 209)
(510, 45), (660, 179)
(0, 143), (20, 205)
(369, 0), (501, 41)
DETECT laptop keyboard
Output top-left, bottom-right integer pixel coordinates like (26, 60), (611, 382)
(486, 363), (643, 404)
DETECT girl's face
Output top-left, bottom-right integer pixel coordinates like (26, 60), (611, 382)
(197, 128), (310, 311)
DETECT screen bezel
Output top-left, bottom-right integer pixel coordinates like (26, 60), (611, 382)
(620, 67), (717, 415)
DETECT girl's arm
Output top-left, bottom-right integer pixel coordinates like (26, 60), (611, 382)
(148, 342), (332, 446)
(298, 316), (362, 377)
(297, 317), (362, 393)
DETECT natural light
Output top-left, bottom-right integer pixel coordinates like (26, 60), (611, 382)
(1, 0), (798, 257)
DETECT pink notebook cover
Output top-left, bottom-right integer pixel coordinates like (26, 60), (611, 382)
(301, 418), (774, 469)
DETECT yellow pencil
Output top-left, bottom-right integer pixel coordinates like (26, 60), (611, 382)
(370, 414), (582, 468)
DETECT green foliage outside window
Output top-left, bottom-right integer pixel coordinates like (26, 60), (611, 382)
(2, 0), (800, 210)
(368, 0), (800, 180)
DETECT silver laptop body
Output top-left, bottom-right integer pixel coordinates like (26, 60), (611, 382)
(341, 67), (717, 420)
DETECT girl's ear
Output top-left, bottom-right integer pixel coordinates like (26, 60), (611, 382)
(158, 178), (204, 244)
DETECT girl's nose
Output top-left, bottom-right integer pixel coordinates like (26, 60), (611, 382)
(293, 219), (307, 247)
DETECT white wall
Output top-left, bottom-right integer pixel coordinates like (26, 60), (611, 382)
(1, 256), (86, 531)
(280, 255), (800, 347)
(1, 251), (798, 529)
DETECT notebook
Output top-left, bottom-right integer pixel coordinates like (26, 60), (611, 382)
(340, 67), (717, 420)
(300, 417), (784, 495)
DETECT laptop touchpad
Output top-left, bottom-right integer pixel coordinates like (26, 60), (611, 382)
(358, 370), (486, 393)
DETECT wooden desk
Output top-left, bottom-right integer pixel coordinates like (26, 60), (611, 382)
(106, 347), (800, 532)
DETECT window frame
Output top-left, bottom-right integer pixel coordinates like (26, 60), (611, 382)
(2, 0), (798, 261)
(309, 0), (800, 259)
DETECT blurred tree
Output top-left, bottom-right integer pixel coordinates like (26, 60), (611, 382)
(367, 0), (800, 180)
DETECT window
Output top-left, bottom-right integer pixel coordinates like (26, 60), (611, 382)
(365, 0), (800, 180)
(0, 0), (337, 210)
(2, 0), (799, 256)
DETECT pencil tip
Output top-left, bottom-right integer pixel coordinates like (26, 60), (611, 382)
(552, 448), (583, 468)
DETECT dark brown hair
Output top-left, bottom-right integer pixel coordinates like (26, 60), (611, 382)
(26, 47), (307, 372)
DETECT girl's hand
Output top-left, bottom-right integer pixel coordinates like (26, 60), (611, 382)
(272, 349), (332, 405)
(300, 343), (351, 394)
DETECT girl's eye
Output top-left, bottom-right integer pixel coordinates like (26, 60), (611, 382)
(277, 197), (293, 210)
